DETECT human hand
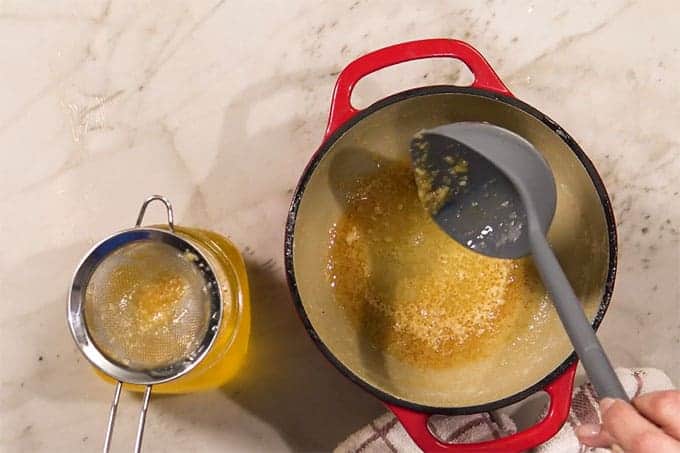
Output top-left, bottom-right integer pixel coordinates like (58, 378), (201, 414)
(575, 391), (680, 452)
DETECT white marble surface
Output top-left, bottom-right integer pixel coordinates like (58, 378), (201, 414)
(1, 0), (678, 451)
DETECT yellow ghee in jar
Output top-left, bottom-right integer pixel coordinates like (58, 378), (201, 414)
(90, 226), (250, 393)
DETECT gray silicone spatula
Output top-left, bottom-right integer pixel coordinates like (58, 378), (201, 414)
(411, 122), (627, 401)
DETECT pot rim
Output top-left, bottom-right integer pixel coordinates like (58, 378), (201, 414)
(284, 85), (617, 415)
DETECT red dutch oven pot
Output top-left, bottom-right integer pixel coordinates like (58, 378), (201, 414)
(285, 39), (616, 452)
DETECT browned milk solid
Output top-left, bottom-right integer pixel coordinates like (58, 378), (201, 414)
(326, 162), (549, 368)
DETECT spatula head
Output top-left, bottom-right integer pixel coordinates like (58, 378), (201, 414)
(411, 122), (556, 259)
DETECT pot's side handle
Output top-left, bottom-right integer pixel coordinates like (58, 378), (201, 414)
(386, 363), (577, 453)
(325, 38), (512, 138)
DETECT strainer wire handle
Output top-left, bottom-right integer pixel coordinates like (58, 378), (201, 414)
(135, 195), (175, 232)
(134, 385), (153, 453)
(102, 383), (153, 453)
(103, 381), (122, 453)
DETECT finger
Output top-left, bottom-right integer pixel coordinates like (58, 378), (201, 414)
(600, 398), (680, 453)
(633, 391), (680, 439)
(575, 423), (616, 447)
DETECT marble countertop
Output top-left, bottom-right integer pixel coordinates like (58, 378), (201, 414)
(1, 0), (678, 451)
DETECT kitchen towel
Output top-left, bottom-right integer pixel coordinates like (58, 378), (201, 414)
(335, 368), (675, 453)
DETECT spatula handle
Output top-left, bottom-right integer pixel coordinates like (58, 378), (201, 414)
(529, 229), (628, 401)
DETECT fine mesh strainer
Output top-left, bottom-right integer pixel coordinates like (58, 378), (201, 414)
(68, 196), (223, 453)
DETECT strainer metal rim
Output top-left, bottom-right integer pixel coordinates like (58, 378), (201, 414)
(67, 227), (223, 385)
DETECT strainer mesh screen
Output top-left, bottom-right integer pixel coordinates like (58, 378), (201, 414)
(83, 240), (212, 371)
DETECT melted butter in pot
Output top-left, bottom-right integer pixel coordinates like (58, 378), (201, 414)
(326, 161), (548, 368)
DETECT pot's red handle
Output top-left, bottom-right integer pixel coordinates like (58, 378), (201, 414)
(325, 38), (512, 138)
(386, 362), (577, 453)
